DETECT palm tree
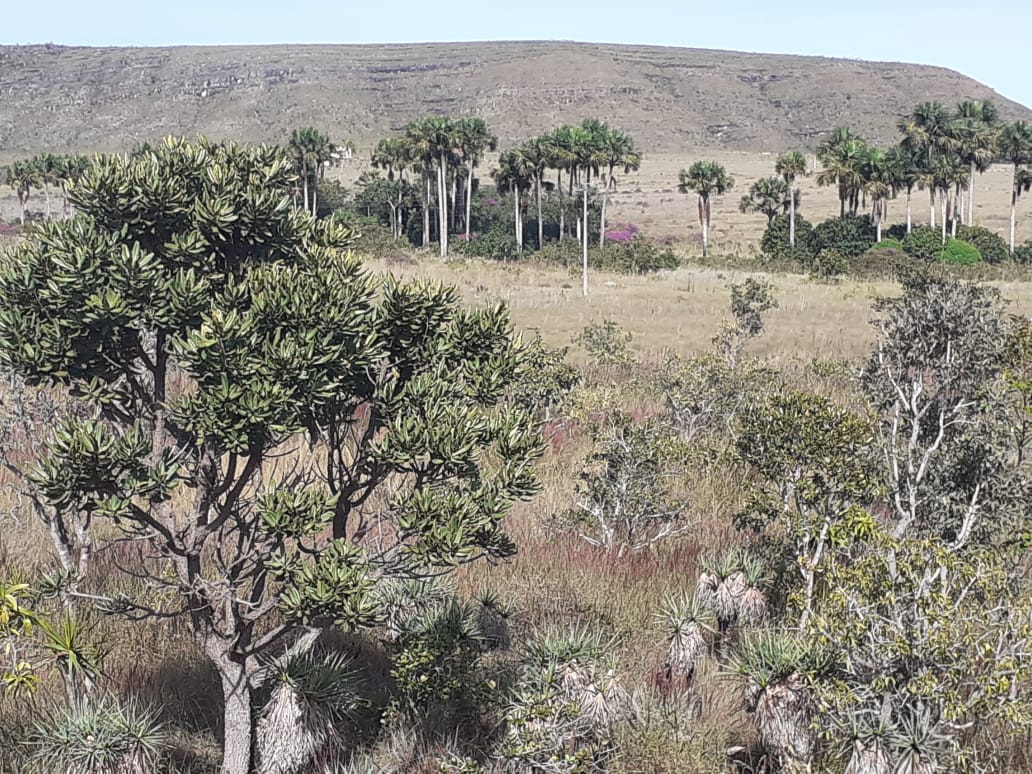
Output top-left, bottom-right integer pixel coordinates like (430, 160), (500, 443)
(596, 126), (641, 248)
(678, 161), (734, 258)
(775, 151), (808, 246)
(999, 121), (1032, 254)
(860, 147), (893, 243)
(952, 100), (999, 226)
(406, 117), (460, 258)
(885, 144), (923, 235)
(739, 176), (797, 226)
(572, 123), (604, 295)
(5, 159), (37, 225)
(455, 117), (497, 241)
(493, 147), (534, 253)
(522, 137), (549, 250)
(288, 127), (335, 217)
(542, 126), (577, 242)
(817, 128), (867, 217)
(898, 102), (955, 228)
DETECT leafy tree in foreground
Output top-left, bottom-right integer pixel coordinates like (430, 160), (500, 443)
(678, 160), (734, 258)
(0, 137), (543, 774)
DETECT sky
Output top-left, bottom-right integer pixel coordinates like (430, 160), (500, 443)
(3, 0), (1030, 108)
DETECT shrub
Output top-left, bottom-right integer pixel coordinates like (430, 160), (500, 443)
(811, 216), (877, 259)
(939, 238), (981, 266)
(956, 225), (1008, 264)
(507, 334), (580, 420)
(871, 237), (904, 251)
(1013, 240), (1032, 264)
(808, 249), (848, 280)
(454, 227), (521, 261)
(594, 235), (679, 274)
(851, 246), (910, 279)
(760, 214), (816, 264)
(902, 226), (943, 261)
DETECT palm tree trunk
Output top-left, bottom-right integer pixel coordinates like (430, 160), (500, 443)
(1012, 187), (1018, 256)
(582, 180), (589, 296)
(968, 160), (976, 226)
(789, 182), (796, 248)
(423, 172), (431, 248)
(941, 196), (947, 245)
(302, 165), (310, 215)
(557, 169), (565, 241)
(513, 183), (521, 253)
(906, 190), (912, 235)
(536, 175), (543, 250)
(599, 167), (612, 249)
(439, 152), (449, 257)
(699, 196), (709, 258)
(465, 161), (474, 241)
(929, 190), (936, 229)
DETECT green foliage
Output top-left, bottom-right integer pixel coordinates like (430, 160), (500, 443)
(593, 236), (679, 274)
(30, 696), (168, 774)
(812, 215), (877, 258)
(760, 213), (816, 263)
(454, 227), (521, 261)
(808, 249), (848, 280)
(506, 334), (580, 420)
(573, 319), (636, 368)
(901, 225), (944, 260)
(939, 237), (981, 265)
(956, 225), (1008, 264)
(562, 417), (692, 553)
(851, 245), (910, 279)
(871, 237), (903, 250)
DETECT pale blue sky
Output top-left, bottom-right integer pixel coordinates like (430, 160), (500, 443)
(4, 0), (1030, 108)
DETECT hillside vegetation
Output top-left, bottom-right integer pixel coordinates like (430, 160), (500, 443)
(1, 40), (1030, 159)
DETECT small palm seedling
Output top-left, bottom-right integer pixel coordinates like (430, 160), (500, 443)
(656, 591), (715, 689)
(257, 650), (363, 774)
(31, 695), (168, 774)
(729, 629), (825, 773)
(834, 713), (891, 774)
(889, 710), (953, 774)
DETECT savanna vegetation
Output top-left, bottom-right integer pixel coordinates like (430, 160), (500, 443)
(2, 99), (1032, 774)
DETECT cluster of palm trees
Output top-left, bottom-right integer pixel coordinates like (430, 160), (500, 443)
(492, 120), (640, 295)
(286, 127), (352, 217)
(814, 101), (1032, 252)
(3, 153), (90, 224)
(368, 117), (498, 257)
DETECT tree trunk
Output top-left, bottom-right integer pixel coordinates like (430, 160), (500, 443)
(536, 175), (543, 250)
(557, 169), (565, 241)
(450, 172), (458, 232)
(599, 168), (612, 248)
(968, 160), (976, 226)
(906, 190), (912, 235)
(43, 183), (51, 220)
(789, 182), (796, 248)
(582, 178), (589, 297)
(438, 152), (449, 258)
(699, 196), (709, 258)
(211, 646), (254, 774)
(513, 183), (522, 253)
(941, 196), (947, 245)
(465, 161), (474, 241)
(423, 173), (431, 248)
(302, 166), (310, 215)
(1012, 189), (1018, 256)
(929, 190), (936, 229)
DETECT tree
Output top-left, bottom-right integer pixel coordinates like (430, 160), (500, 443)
(596, 126), (640, 248)
(999, 121), (1032, 254)
(0, 137), (543, 774)
(775, 151), (808, 247)
(885, 143), (923, 235)
(678, 161), (734, 258)
(570, 122), (605, 295)
(5, 160), (35, 226)
(952, 100), (999, 226)
(288, 126), (336, 217)
(739, 176), (798, 226)
(493, 146), (534, 252)
(455, 117), (497, 242)
(522, 136), (549, 250)
(816, 128), (868, 217)
(405, 116), (460, 258)
(898, 102), (955, 228)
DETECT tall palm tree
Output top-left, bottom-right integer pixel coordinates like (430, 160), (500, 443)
(816, 128), (867, 217)
(861, 147), (893, 243)
(288, 127), (334, 217)
(885, 143), (923, 235)
(572, 123), (604, 295)
(493, 147), (534, 252)
(405, 117), (459, 256)
(739, 176), (797, 226)
(5, 159), (37, 226)
(371, 137), (409, 182)
(952, 100), (999, 226)
(775, 151), (807, 246)
(678, 161), (734, 258)
(541, 126), (577, 242)
(898, 102), (955, 228)
(596, 126), (641, 248)
(999, 121), (1032, 254)
(521, 136), (549, 250)
(455, 117), (497, 241)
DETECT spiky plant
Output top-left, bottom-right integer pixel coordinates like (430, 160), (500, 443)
(844, 737), (891, 774)
(475, 589), (511, 651)
(699, 548), (746, 632)
(730, 630), (822, 772)
(737, 553), (769, 626)
(374, 577), (453, 642)
(31, 695), (167, 774)
(656, 591), (715, 688)
(890, 710), (952, 774)
(256, 650), (362, 774)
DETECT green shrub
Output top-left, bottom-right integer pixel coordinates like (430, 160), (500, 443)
(956, 225), (1008, 264)
(902, 226), (945, 261)
(808, 249), (848, 281)
(851, 246), (910, 279)
(760, 214), (816, 264)
(939, 238), (981, 266)
(871, 237), (904, 251)
(454, 228), (521, 261)
(1015, 241), (1032, 264)
(812, 216), (877, 259)
(594, 236), (679, 274)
